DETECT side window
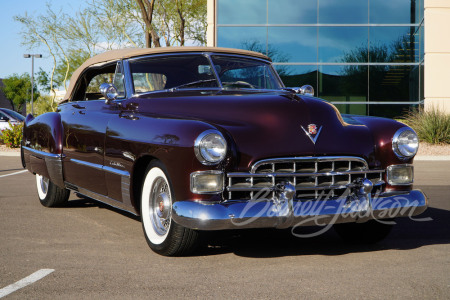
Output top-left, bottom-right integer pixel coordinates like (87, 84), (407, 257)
(113, 61), (126, 98)
(71, 62), (117, 101)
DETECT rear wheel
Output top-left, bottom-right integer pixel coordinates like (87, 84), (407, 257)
(36, 174), (70, 207)
(334, 219), (394, 244)
(141, 161), (199, 256)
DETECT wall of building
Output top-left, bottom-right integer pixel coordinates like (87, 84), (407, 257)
(425, 0), (450, 114)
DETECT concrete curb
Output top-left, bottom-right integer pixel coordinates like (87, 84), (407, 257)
(0, 152), (20, 157)
(414, 155), (450, 161)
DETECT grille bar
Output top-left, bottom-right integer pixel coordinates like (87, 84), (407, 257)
(227, 156), (385, 201)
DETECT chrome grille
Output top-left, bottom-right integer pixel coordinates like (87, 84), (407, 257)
(227, 157), (384, 201)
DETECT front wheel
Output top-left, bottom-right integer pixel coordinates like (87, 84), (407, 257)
(36, 174), (70, 207)
(333, 219), (394, 244)
(141, 161), (199, 256)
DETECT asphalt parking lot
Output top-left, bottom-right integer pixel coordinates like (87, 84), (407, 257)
(0, 156), (449, 299)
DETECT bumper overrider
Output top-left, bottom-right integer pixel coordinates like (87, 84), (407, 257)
(172, 180), (427, 231)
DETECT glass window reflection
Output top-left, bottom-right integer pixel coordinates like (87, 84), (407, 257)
(218, 0), (266, 24)
(275, 65), (317, 92)
(370, 0), (418, 24)
(268, 27), (317, 62)
(318, 65), (368, 104)
(217, 27), (267, 55)
(370, 27), (418, 63)
(319, 27), (368, 62)
(369, 65), (416, 102)
(268, 0), (317, 24)
(319, 0), (368, 24)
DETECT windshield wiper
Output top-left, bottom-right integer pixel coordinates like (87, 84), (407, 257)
(170, 79), (218, 91)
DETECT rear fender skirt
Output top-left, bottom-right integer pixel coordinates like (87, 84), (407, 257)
(22, 146), (65, 188)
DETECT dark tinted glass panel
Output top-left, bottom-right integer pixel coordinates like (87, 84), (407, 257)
(268, 0), (317, 24)
(319, 27), (368, 62)
(369, 27), (418, 63)
(275, 65), (317, 91)
(218, 0), (266, 24)
(318, 65), (368, 105)
(370, 0), (418, 24)
(369, 104), (418, 118)
(217, 27), (267, 54)
(268, 27), (317, 62)
(369, 65), (417, 103)
(319, 0), (368, 24)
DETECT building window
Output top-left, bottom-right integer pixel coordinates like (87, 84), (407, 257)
(215, 0), (425, 118)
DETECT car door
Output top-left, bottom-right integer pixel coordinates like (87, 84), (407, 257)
(61, 62), (124, 196)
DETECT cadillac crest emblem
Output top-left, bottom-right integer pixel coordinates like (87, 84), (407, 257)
(301, 123), (323, 144)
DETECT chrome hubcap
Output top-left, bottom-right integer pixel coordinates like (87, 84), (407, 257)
(39, 175), (49, 196)
(149, 177), (171, 236)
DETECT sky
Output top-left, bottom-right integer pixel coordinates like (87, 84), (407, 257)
(0, 0), (86, 79)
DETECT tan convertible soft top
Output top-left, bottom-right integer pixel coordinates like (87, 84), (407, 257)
(63, 46), (270, 101)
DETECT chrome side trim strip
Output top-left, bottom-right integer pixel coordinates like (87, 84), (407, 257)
(65, 183), (137, 216)
(70, 158), (130, 177)
(71, 158), (103, 171)
(103, 165), (130, 177)
(22, 146), (63, 159)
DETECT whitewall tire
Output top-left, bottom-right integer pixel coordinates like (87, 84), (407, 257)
(141, 161), (199, 256)
(36, 174), (70, 207)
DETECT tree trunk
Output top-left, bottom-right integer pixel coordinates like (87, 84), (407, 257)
(136, 0), (160, 48)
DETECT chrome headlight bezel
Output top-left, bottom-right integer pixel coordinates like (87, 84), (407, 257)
(392, 127), (419, 160)
(194, 129), (228, 165)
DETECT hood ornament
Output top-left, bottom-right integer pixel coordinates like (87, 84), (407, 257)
(301, 124), (322, 144)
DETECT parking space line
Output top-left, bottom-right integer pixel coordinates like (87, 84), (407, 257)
(0, 269), (55, 298)
(0, 170), (27, 178)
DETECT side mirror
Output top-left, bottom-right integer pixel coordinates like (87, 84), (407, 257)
(0, 116), (9, 122)
(285, 85), (315, 97)
(99, 83), (118, 103)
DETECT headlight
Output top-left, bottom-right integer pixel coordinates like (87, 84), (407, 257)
(392, 127), (419, 159)
(194, 130), (227, 165)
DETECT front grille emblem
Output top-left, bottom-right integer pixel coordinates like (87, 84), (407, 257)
(301, 124), (322, 144)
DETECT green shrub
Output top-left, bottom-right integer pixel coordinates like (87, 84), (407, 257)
(401, 108), (450, 144)
(1, 122), (23, 148)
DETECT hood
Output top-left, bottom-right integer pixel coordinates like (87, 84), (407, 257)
(133, 91), (376, 170)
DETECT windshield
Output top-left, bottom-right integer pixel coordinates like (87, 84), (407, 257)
(129, 54), (282, 94)
(210, 55), (282, 90)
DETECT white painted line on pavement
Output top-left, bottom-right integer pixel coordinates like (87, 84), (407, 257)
(0, 170), (27, 178)
(0, 269), (55, 298)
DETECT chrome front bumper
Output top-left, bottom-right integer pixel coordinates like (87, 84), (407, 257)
(172, 190), (427, 230)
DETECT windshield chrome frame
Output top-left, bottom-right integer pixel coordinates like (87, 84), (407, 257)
(125, 52), (284, 96)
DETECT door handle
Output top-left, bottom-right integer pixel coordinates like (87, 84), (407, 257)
(72, 104), (86, 109)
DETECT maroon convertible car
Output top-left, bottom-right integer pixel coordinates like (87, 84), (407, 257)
(22, 47), (427, 256)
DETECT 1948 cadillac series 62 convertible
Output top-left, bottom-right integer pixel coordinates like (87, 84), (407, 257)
(22, 47), (427, 256)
